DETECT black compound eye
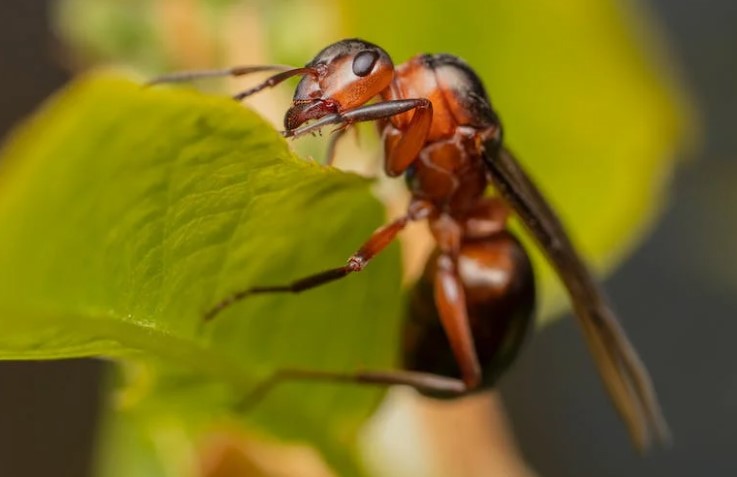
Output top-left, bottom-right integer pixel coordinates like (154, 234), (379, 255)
(352, 50), (379, 77)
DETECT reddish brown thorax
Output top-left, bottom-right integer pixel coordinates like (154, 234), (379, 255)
(384, 55), (502, 217)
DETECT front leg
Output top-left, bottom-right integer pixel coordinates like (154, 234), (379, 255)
(382, 99), (432, 177)
(284, 99), (433, 176)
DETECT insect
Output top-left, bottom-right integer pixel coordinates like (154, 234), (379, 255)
(151, 38), (669, 450)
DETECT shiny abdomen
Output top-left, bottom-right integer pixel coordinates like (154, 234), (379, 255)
(403, 231), (535, 394)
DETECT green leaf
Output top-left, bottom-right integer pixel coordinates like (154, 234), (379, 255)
(0, 74), (402, 475)
(336, 0), (689, 320)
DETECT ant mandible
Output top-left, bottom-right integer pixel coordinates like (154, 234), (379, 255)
(151, 38), (669, 450)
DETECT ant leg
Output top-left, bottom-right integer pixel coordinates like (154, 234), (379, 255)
(204, 200), (434, 321)
(205, 214), (409, 321)
(238, 368), (466, 411)
(283, 99), (431, 175)
(434, 253), (483, 389)
(382, 101), (432, 177)
(283, 97), (432, 168)
(428, 215), (482, 389)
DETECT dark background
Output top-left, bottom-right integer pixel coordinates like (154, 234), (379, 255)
(0, 1), (735, 476)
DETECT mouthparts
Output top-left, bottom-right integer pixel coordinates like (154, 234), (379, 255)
(284, 99), (339, 131)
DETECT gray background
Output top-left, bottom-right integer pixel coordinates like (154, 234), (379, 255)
(0, 1), (735, 476)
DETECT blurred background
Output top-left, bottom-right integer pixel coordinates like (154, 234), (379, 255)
(0, 0), (735, 476)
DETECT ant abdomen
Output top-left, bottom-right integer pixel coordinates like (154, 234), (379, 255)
(403, 231), (536, 397)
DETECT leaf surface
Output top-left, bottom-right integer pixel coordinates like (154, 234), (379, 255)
(0, 75), (402, 475)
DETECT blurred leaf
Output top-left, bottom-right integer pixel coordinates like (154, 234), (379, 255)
(94, 396), (171, 477)
(53, 0), (250, 73)
(0, 74), (402, 476)
(336, 0), (688, 320)
(54, 0), (164, 71)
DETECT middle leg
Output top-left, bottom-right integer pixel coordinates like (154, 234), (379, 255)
(429, 214), (483, 389)
(204, 200), (435, 321)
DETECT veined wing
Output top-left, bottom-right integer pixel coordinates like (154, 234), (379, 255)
(483, 144), (670, 451)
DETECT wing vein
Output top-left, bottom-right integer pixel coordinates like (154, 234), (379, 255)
(483, 145), (670, 450)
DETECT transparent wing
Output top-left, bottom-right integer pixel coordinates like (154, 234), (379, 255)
(483, 145), (670, 451)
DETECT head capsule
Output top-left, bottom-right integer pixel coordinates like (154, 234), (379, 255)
(284, 39), (394, 131)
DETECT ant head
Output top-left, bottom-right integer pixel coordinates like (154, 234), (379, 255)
(284, 39), (394, 131)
